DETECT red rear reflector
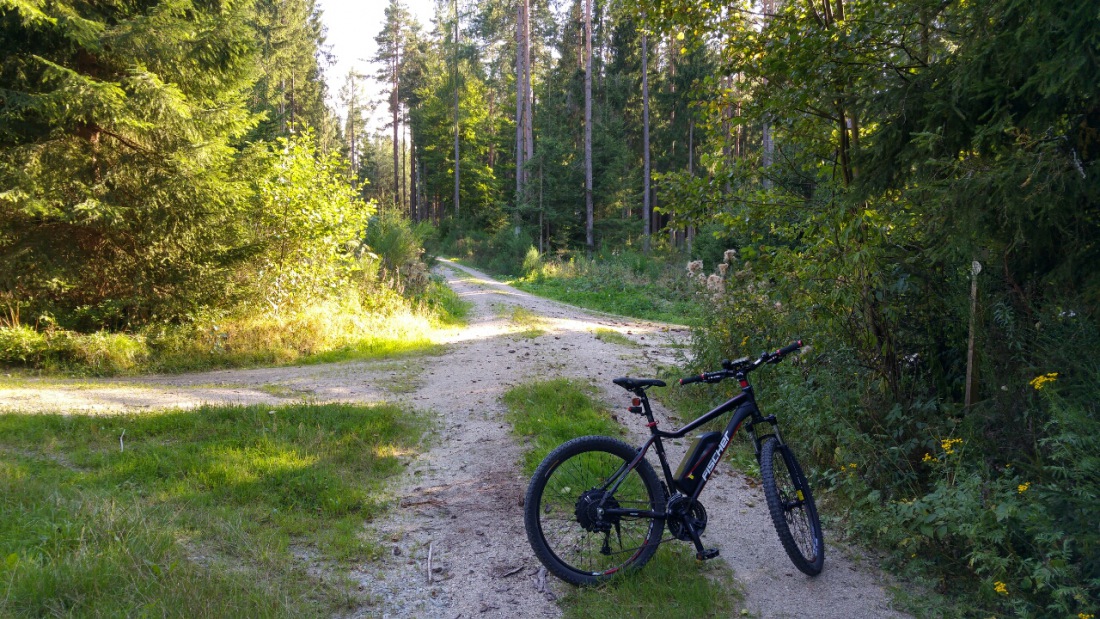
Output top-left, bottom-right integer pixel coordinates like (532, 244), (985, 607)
(632, 398), (641, 406)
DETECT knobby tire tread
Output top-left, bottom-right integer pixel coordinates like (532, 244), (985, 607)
(759, 435), (825, 576)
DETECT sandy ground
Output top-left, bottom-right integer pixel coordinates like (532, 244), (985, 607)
(0, 262), (910, 618)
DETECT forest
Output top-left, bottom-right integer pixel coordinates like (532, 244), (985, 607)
(2, 0), (1098, 616)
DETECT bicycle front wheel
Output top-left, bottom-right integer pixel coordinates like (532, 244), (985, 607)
(524, 435), (666, 585)
(759, 436), (825, 575)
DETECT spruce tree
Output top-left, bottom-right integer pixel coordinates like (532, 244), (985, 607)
(0, 0), (258, 328)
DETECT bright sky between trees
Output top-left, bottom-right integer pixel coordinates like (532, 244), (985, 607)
(318, 0), (437, 133)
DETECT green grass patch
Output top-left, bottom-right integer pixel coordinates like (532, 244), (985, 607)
(593, 328), (638, 347)
(560, 544), (739, 619)
(508, 252), (700, 325)
(503, 305), (547, 339)
(502, 378), (743, 617)
(502, 378), (624, 475)
(0, 402), (428, 617)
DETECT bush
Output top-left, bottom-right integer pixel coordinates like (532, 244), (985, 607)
(684, 247), (1100, 615)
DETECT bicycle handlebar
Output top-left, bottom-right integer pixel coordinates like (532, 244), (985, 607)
(678, 339), (803, 386)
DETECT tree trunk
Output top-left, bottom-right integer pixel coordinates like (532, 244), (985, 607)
(453, 0), (461, 217)
(642, 20), (651, 253)
(584, 0), (593, 257)
(392, 28), (400, 211)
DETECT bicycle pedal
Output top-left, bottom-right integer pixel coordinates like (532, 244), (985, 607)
(696, 548), (720, 561)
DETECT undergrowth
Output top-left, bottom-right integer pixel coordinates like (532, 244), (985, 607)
(0, 266), (468, 377)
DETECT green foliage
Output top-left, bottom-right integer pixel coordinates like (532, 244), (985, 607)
(630, 0), (1100, 612)
(249, 131), (374, 312)
(0, 0), (259, 329)
(0, 402), (428, 616)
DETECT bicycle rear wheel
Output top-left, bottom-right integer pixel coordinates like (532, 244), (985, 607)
(524, 435), (666, 585)
(759, 436), (825, 575)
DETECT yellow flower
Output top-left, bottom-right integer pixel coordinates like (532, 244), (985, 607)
(994, 581), (1008, 595)
(922, 453), (934, 463)
(1017, 482), (1030, 494)
(1078, 613), (1094, 619)
(1029, 372), (1059, 390)
(849, 463), (857, 469)
(941, 438), (964, 455)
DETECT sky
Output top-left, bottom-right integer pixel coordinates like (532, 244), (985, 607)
(317, 0), (439, 133)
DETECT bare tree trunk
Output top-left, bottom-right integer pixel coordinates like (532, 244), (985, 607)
(515, 0), (525, 202)
(641, 18), (651, 253)
(687, 117), (694, 252)
(453, 0), (461, 217)
(584, 0), (593, 257)
(410, 141), (417, 220)
(401, 124), (407, 213)
(523, 33), (533, 179)
(392, 27), (400, 211)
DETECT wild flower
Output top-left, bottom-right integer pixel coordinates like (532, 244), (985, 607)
(922, 453), (934, 463)
(706, 274), (724, 292)
(723, 249), (737, 264)
(994, 581), (1008, 595)
(1029, 372), (1058, 390)
(687, 260), (703, 275)
(941, 438), (963, 455)
(1017, 482), (1030, 494)
(717, 262), (729, 276)
(1078, 613), (1094, 619)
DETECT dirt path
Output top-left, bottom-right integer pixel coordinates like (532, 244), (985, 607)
(0, 262), (909, 618)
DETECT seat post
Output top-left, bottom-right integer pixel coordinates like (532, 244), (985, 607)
(634, 388), (657, 425)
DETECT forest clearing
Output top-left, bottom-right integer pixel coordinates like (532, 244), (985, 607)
(2, 0), (1097, 616)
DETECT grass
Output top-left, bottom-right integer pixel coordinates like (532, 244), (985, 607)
(593, 328), (639, 347)
(0, 279), (469, 377)
(502, 378), (625, 475)
(508, 253), (700, 325)
(503, 305), (547, 339)
(0, 402), (429, 617)
(501, 378), (743, 617)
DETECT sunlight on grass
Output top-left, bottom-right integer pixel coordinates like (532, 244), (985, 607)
(593, 328), (638, 347)
(1, 279), (470, 377)
(0, 402), (428, 616)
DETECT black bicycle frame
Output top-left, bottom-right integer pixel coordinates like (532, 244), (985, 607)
(599, 378), (784, 521)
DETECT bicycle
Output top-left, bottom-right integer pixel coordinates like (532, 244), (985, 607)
(523, 339), (824, 585)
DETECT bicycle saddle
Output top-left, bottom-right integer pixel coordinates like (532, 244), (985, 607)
(612, 377), (666, 390)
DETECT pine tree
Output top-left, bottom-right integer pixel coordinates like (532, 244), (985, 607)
(0, 0), (259, 328)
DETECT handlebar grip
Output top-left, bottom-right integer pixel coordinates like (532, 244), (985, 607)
(679, 374), (705, 386)
(776, 340), (803, 356)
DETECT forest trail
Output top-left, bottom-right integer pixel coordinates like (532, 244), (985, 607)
(0, 262), (909, 618)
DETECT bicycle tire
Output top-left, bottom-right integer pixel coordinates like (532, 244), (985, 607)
(524, 435), (666, 585)
(759, 435), (825, 575)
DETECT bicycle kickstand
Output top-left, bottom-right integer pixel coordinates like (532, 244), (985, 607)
(682, 519), (720, 561)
